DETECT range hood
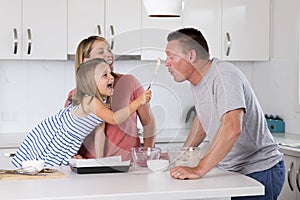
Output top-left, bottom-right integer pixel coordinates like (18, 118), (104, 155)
(143, 0), (186, 17)
(67, 54), (141, 61)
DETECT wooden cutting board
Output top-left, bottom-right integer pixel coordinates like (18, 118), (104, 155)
(0, 169), (66, 180)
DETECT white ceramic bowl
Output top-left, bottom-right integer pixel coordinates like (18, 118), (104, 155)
(167, 147), (202, 167)
(21, 160), (45, 172)
(147, 160), (169, 172)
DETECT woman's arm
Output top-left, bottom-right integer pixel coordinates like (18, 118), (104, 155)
(94, 123), (105, 158)
(92, 90), (152, 125)
(137, 104), (155, 148)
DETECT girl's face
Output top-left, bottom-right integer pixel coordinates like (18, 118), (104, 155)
(87, 40), (114, 71)
(94, 63), (114, 96)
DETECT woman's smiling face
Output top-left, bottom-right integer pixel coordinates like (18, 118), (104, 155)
(88, 40), (114, 71)
(94, 63), (114, 97)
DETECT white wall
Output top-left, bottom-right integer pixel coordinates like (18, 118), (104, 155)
(0, 60), (74, 134)
(0, 0), (299, 147)
(251, 0), (300, 134)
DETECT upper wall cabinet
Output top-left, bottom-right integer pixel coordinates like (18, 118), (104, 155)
(0, 0), (67, 60)
(67, 0), (141, 57)
(183, 0), (270, 61)
(222, 0), (270, 60)
(67, 0), (105, 55)
(141, 5), (182, 60)
(182, 0), (222, 59)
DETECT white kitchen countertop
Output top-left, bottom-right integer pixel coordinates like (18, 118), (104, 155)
(273, 132), (300, 157)
(0, 130), (298, 200)
(0, 152), (264, 200)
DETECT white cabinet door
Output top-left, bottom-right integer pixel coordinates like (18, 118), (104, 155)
(182, 0), (270, 61)
(0, 0), (67, 60)
(278, 155), (300, 200)
(0, 0), (22, 59)
(222, 0), (270, 60)
(67, 0), (105, 55)
(141, 5), (182, 60)
(105, 0), (141, 56)
(22, 0), (67, 60)
(68, 0), (141, 57)
(182, 0), (222, 59)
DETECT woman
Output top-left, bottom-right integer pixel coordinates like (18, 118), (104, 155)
(65, 36), (156, 161)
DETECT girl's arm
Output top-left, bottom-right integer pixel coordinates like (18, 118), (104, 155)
(93, 90), (152, 125)
(94, 123), (105, 158)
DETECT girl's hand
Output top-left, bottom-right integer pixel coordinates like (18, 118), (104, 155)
(72, 154), (84, 159)
(138, 90), (152, 105)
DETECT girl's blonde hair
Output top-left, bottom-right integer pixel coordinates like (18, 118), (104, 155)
(73, 58), (111, 110)
(68, 36), (116, 106)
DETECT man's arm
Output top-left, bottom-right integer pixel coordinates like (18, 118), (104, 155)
(195, 108), (244, 177)
(170, 108), (244, 179)
(184, 116), (206, 147)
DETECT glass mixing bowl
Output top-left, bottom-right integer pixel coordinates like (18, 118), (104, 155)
(131, 147), (161, 167)
(167, 147), (202, 167)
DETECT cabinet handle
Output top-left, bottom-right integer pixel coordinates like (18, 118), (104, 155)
(225, 32), (231, 56)
(13, 28), (18, 54)
(288, 161), (294, 191)
(110, 25), (115, 50)
(97, 25), (102, 36)
(27, 29), (32, 55)
(297, 165), (300, 192)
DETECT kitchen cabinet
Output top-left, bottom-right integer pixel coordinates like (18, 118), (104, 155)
(278, 154), (300, 200)
(67, 0), (105, 55)
(182, 0), (270, 61)
(68, 0), (141, 57)
(222, 0), (270, 60)
(141, 4), (182, 60)
(0, 0), (67, 60)
(182, 0), (222, 58)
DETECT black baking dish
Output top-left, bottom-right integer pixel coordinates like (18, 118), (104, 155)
(70, 165), (130, 174)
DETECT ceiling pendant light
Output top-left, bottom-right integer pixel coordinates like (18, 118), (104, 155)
(143, 0), (186, 17)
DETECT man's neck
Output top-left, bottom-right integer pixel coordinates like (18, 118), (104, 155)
(189, 59), (211, 86)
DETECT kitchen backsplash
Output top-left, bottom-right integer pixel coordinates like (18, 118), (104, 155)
(1, 56), (300, 146)
(0, 60), (195, 136)
(0, 60), (73, 134)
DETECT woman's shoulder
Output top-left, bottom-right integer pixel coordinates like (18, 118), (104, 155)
(119, 73), (138, 80)
(115, 73), (141, 85)
(114, 73), (144, 97)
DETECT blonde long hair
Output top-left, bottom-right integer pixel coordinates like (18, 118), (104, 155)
(75, 35), (117, 77)
(73, 58), (111, 110)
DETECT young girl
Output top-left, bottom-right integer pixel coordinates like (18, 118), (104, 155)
(12, 58), (151, 167)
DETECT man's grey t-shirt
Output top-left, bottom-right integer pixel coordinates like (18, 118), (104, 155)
(191, 58), (283, 175)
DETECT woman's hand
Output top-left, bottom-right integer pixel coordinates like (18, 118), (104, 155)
(170, 166), (202, 180)
(138, 90), (152, 105)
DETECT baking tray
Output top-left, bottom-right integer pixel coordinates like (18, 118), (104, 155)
(70, 165), (130, 174)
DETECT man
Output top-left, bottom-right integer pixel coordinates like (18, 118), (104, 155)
(165, 27), (285, 200)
